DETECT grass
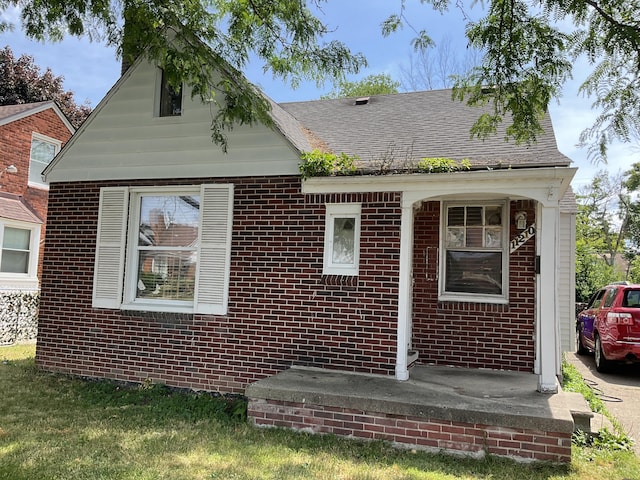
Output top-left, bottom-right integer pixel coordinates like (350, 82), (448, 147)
(1, 345), (639, 480)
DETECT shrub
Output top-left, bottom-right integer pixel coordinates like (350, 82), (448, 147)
(416, 157), (471, 173)
(299, 150), (358, 180)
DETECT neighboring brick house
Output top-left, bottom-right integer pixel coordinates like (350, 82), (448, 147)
(36, 55), (576, 441)
(0, 101), (74, 292)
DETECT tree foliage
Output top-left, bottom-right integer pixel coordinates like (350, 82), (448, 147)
(399, 35), (482, 91)
(0, 0), (365, 151)
(384, 0), (640, 160)
(575, 169), (640, 301)
(321, 73), (400, 99)
(0, 45), (91, 127)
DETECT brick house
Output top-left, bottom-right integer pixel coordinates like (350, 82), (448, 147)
(0, 101), (74, 292)
(35, 57), (577, 459)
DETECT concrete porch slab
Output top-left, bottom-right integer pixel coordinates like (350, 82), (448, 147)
(247, 365), (576, 462)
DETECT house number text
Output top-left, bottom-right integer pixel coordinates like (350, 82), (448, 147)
(510, 225), (536, 253)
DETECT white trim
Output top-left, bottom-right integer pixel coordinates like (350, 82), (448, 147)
(323, 203), (361, 276)
(122, 186), (201, 312)
(93, 187), (128, 308)
(0, 219), (41, 290)
(536, 204), (560, 393)
(303, 168), (577, 207)
(29, 132), (62, 187)
(395, 202), (413, 381)
(194, 183), (233, 315)
(0, 101), (75, 133)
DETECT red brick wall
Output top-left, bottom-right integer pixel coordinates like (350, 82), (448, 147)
(248, 399), (572, 463)
(36, 177), (402, 393)
(412, 200), (537, 371)
(0, 108), (72, 281)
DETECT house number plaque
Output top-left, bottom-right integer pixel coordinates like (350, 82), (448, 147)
(510, 225), (536, 253)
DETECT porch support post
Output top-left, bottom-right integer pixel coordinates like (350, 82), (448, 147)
(537, 204), (559, 394)
(396, 199), (414, 381)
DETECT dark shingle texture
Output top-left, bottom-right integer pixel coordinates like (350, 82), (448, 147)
(280, 89), (571, 170)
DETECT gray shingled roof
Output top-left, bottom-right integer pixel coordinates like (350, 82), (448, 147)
(0, 101), (53, 122)
(267, 98), (313, 153)
(280, 89), (571, 170)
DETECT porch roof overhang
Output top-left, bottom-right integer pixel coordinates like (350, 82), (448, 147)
(302, 166), (577, 207)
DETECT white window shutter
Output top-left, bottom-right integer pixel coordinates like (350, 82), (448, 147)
(195, 184), (233, 315)
(92, 187), (128, 308)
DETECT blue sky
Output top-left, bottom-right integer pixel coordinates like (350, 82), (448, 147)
(1, 1), (636, 189)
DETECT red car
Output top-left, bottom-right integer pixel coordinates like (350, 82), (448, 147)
(576, 283), (640, 372)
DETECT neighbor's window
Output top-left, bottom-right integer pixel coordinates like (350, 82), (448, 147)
(323, 203), (361, 275)
(159, 69), (182, 117)
(29, 133), (61, 186)
(1, 226), (32, 274)
(440, 202), (507, 301)
(93, 185), (233, 314)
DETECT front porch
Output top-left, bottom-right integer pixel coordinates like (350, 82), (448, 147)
(247, 365), (576, 463)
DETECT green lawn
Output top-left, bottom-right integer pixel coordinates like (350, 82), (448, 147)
(1, 344), (639, 480)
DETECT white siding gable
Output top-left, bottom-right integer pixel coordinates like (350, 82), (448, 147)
(46, 61), (303, 183)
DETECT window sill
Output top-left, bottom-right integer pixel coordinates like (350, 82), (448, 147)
(121, 302), (194, 314)
(438, 293), (508, 305)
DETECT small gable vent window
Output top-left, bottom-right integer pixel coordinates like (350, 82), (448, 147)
(159, 69), (182, 117)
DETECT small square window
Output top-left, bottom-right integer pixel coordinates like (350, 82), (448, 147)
(323, 204), (361, 275)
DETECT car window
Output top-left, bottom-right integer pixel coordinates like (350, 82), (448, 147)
(623, 289), (640, 307)
(603, 288), (618, 308)
(587, 289), (607, 309)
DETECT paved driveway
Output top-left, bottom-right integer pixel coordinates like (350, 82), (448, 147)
(566, 351), (640, 454)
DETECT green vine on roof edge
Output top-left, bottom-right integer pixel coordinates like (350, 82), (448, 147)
(298, 150), (472, 179)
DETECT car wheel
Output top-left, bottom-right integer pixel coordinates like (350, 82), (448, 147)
(576, 327), (588, 355)
(594, 334), (612, 373)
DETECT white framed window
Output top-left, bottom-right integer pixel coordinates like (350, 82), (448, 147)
(0, 221), (41, 288)
(323, 203), (361, 276)
(29, 133), (61, 187)
(439, 201), (508, 303)
(93, 184), (233, 314)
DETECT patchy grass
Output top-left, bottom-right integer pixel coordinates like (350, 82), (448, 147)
(1, 344), (639, 479)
